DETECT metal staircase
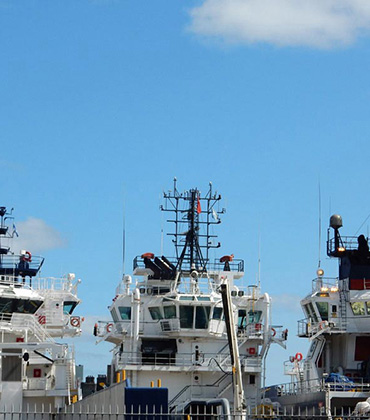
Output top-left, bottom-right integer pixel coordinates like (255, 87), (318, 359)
(66, 350), (76, 404)
(339, 279), (348, 331)
(10, 313), (55, 343)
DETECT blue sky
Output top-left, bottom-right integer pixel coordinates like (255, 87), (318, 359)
(1, 0), (370, 385)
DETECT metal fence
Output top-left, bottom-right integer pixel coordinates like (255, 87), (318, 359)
(1, 406), (370, 420)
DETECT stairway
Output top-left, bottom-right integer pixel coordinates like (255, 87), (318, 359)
(339, 279), (348, 331)
(11, 313), (55, 343)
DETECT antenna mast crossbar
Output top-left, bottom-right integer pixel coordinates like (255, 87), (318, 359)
(161, 180), (223, 272)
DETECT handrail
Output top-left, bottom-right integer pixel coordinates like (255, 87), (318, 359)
(0, 275), (79, 292)
(169, 371), (231, 407)
(133, 256), (244, 273)
(273, 376), (370, 396)
(11, 313), (55, 343)
(117, 350), (260, 370)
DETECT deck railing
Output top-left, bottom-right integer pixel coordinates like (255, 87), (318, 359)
(1, 406), (370, 419)
(116, 351), (261, 371)
(272, 377), (370, 396)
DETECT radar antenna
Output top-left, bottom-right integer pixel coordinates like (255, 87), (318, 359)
(160, 179), (224, 273)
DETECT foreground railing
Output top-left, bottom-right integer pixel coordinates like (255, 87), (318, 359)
(1, 406), (370, 420)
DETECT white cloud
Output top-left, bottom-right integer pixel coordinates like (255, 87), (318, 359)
(12, 217), (67, 254)
(188, 0), (370, 49)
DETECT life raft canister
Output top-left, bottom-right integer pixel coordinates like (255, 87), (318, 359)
(220, 254), (234, 263)
(141, 252), (154, 259)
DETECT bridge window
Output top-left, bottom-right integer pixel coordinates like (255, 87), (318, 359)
(163, 305), (176, 319)
(0, 298), (42, 315)
(195, 306), (210, 329)
(366, 302), (370, 315)
(212, 307), (223, 320)
(118, 306), (132, 320)
(315, 302), (328, 321)
(149, 306), (163, 320)
(351, 302), (366, 316)
(63, 301), (77, 315)
(180, 306), (194, 328)
(249, 310), (262, 323)
(238, 310), (247, 328)
(152, 287), (170, 295)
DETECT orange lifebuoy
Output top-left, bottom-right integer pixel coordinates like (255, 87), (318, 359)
(70, 317), (80, 327)
(271, 328), (276, 337)
(106, 323), (113, 333)
(295, 352), (303, 362)
(141, 253), (154, 259)
(24, 251), (32, 262)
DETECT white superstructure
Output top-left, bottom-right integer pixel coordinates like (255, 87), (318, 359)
(0, 206), (82, 411)
(96, 181), (287, 412)
(270, 214), (370, 417)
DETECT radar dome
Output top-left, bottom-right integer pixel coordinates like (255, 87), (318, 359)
(330, 214), (343, 229)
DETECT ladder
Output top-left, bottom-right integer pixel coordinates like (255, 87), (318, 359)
(339, 279), (348, 331)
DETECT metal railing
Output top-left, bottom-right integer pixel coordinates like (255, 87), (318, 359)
(10, 313), (55, 343)
(0, 274), (78, 293)
(1, 406), (370, 419)
(327, 234), (364, 255)
(311, 277), (339, 293)
(274, 376), (370, 396)
(117, 351), (232, 368)
(297, 315), (370, 338)
(133, 256), (244, 273)
(115, 351), (261, 372)
(0, 254), (44, 276)
(32, 276), (78, 292)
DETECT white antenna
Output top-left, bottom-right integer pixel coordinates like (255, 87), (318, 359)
(160, 210), (164, 256)
(122, 192), (126, 275)
(318, 180), (322, 268)
(317, 180), (325, 279)
(257, 227), (261, 288)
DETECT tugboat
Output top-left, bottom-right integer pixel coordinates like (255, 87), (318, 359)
(93, 180), (287, 414)
(0, 206), (82, 412)
(269, 214), (370, 418)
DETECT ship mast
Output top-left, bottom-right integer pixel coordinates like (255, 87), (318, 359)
(160, 179), (224, 273)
